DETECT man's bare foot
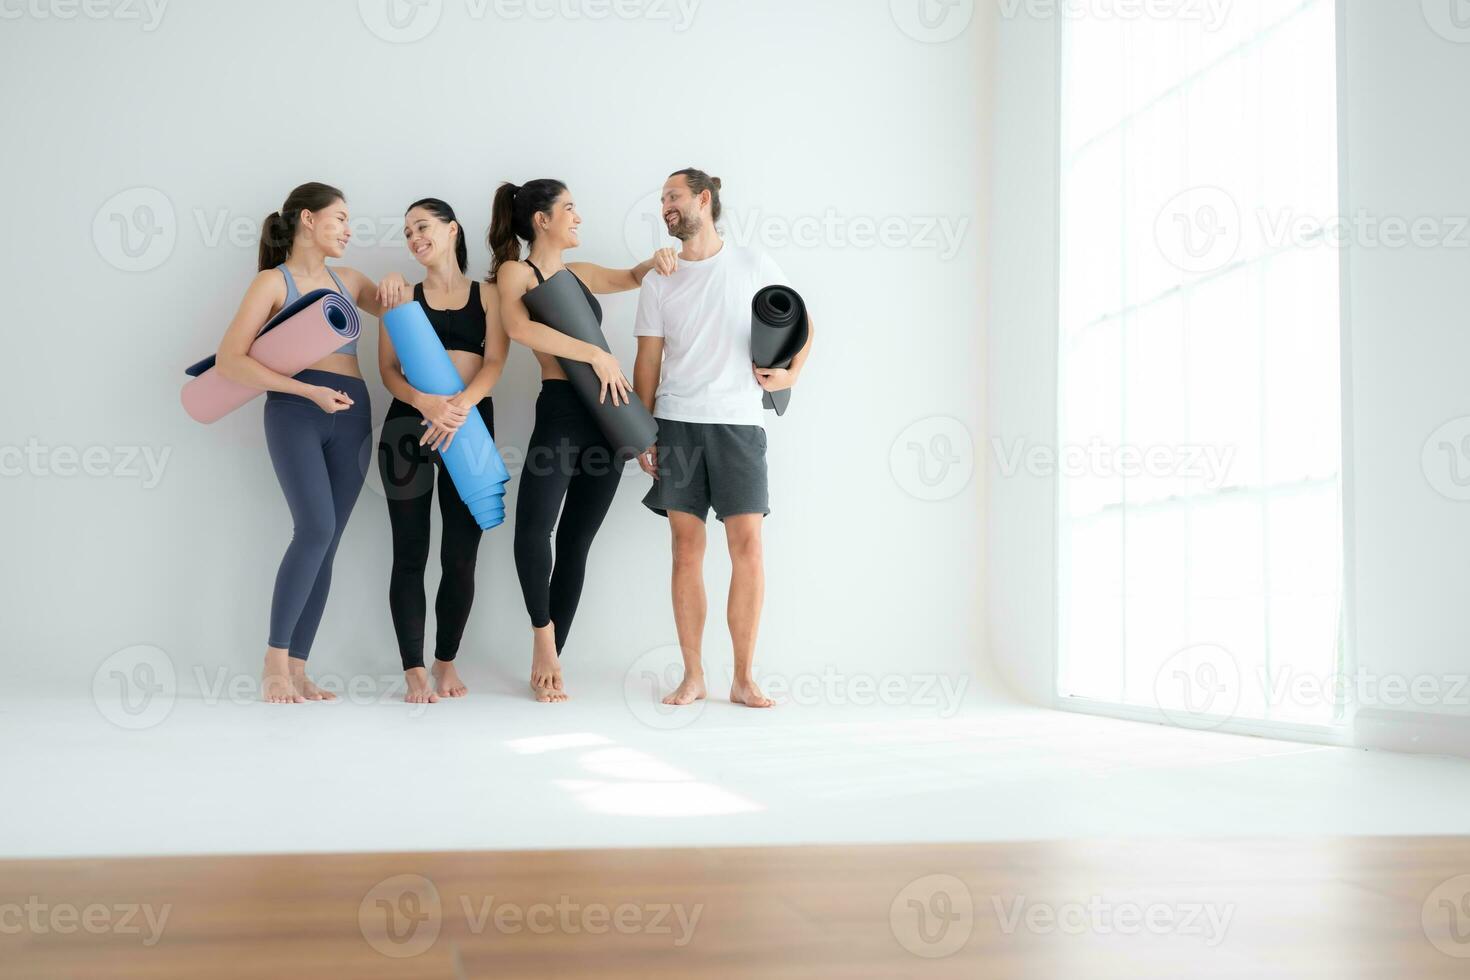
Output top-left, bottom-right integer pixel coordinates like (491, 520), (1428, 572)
(529, 625), (567, 703)
(432, 660), (468, 698)
(404, 667), (440, 704)
(662, 672), (707, 706)
(730, 675), (775, 708)
(288, 659), (338, 701)
(262, 650), (304, 704)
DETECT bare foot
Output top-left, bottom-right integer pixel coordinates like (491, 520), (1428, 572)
(730, 676), (775, 708)
(288, 660), (338, 702)
(662, 672), (707, 706)
(262, 650), (304, 704)
(529, 625), (567, 703)
(432, 660), (468, 698)
(404, 668), (440, 704)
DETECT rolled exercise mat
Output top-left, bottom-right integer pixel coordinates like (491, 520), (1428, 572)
(383, 301), (510, 531)
(750, 285), (810, 417)
(181, 289), (359, 424)
(520, 270), (659, 461)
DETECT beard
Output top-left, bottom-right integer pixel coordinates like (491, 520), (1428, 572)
(665, 208), (701, 241)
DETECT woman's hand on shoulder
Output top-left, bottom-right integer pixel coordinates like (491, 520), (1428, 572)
(377, 272), (412, 310)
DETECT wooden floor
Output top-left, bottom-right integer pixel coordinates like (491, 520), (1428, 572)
(3, 838), (1469, 978)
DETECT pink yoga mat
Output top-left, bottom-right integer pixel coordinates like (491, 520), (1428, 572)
(181, 291), (360, 424)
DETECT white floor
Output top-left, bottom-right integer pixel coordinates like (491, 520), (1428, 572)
(7, 663), (1470, 859)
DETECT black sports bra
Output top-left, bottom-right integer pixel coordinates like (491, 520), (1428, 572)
(527, 260), (602, 324)
(414, 281), (485, 354)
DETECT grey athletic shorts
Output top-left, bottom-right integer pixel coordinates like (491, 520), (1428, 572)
(642, 418), (769, 522)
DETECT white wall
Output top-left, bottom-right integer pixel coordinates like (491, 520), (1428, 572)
(987, 0), (1470, 752)
(1339, 0), (1470, 752)
(0, 0), (999, 702)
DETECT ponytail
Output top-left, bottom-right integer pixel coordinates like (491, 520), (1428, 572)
(486, 178), (568, 282)
(257, 181), (346, 272)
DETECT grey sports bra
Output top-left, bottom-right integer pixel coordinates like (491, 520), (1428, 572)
(278, 264), (357, 356)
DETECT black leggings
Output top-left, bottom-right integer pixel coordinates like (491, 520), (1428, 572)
(514, 380), (622, 654)
(377, 396), (494, 671)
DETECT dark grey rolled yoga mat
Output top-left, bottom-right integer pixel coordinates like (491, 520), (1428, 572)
(750, 285), (810, 416)
(521, 269), (659, 461)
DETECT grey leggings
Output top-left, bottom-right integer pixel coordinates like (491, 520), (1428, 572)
(264, 370), (372, 659)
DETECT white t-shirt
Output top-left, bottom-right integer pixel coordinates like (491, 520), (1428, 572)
(634, 242), (791, 426)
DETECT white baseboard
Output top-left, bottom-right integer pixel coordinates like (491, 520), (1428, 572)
(1353, 708), (1470, 758)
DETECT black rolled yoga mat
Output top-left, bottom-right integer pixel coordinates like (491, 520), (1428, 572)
(750, 285), (810, 416)
(521, 270), (659, 461)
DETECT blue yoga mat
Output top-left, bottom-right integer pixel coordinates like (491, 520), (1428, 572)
(383, 301), (510, 531)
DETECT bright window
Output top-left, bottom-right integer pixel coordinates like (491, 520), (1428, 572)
(1056, 0), (1344, 728)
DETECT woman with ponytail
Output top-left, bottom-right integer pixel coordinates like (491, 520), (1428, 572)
(376, 198), (509, 703)
(491, 179), (676, 702)
(215, 181), (409, 704)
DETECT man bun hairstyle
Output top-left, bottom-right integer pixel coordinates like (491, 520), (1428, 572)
(670, 167), (722, 224)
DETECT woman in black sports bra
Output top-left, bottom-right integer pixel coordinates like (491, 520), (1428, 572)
(377, 197), (510, 704)
(490, 178), (676, 702)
